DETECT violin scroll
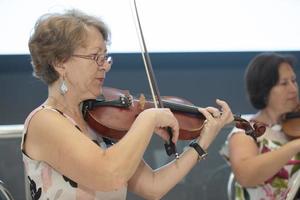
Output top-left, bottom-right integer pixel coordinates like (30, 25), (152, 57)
(234, 116), (266, 141)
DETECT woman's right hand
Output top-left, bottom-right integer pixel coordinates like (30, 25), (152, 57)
(141, 108), (179, 144)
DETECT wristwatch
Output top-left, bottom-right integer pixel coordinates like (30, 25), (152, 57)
(189, 141), (208, 160)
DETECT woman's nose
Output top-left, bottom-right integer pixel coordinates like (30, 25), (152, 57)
(288, 80), (298, 93)
(99, 61), (111, 72)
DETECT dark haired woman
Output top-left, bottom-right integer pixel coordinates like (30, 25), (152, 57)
(221, 52), (300, 199)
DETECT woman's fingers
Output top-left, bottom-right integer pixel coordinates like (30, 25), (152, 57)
(154, 128), (170, 141)
(153, 108), (179, 144)
(198, 107), (215, 122)
(195, 99), (234, 149)
(215, 99), (234, 123)
(206, 106), (221, 118)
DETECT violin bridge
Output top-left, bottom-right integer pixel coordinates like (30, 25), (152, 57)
(139, 94), (146, 110)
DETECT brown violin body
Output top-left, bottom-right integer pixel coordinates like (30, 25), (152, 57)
(83, 87), (205, 140)
(282, 106), (300, 138)
(82, 87), (266, 141)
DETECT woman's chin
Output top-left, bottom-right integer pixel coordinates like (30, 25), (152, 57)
(84, 90), (101, 100)
(83, 86), (102, 100)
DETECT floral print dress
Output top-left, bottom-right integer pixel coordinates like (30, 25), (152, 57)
(220, 115), (300, 200)
(21, 106), (127, 200)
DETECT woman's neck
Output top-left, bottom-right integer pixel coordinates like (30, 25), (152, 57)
(255, 108), (281, 126)
(46, 84), (82, 119)
(45, 82), (92, 133)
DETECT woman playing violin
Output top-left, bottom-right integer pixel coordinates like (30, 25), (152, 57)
(221, 52), (300, 199)
(22, 9), (233, 199)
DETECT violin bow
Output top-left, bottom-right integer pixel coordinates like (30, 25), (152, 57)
(130, 0), (179, 159)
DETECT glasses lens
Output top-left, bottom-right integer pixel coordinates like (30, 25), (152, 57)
(95, 54), (105, 66)
(96, 54), (112, 66)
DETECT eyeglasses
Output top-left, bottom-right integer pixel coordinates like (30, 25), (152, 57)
(72, 53), (113, 67)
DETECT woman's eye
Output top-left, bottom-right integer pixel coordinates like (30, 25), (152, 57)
(279, 81), (288, 86)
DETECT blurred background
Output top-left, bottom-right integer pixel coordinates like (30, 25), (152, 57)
(1, 0), (300, 199)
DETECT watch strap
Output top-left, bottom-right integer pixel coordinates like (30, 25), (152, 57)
(189, 141), (208, 160)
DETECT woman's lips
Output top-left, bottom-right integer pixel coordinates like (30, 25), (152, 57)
(97, 78), (104, 83)
(287, 96), (298, 102)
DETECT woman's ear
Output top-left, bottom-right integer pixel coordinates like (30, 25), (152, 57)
(52, 61), (66, 77)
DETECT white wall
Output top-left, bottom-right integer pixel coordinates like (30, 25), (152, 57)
(1, 0), (300, 54)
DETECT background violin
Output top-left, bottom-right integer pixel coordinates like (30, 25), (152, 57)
(82, 87), (266, 142)
(282, 105), (300, 138)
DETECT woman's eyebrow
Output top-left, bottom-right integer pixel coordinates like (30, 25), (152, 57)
(93, 47), (107, 54)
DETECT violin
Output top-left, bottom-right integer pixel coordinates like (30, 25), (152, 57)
(282, 106), (300, 138)
(82, 87), (266, 142)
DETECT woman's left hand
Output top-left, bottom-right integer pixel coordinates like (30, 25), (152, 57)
(197, 99), (234, 149)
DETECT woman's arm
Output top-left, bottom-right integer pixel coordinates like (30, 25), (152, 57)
(24, 108), (178, 192)
(229, 132), (300, 187)
(128, 99), (234, 199)
(128, 147), (202, 200)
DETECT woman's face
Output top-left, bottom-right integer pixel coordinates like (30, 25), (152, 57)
(267, 62), (299, 114)
(63, 26), (111, 100)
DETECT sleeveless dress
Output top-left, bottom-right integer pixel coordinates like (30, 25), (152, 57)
(21, 106), (127, 200)
(220, 115), (300, 200)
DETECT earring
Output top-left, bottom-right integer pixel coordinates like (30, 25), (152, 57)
(60, 76), (68, 95)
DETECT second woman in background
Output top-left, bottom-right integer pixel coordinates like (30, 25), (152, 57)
(222, 52), (300, 199)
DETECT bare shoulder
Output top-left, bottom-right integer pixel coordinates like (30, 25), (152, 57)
(229, 131), (258, 150)
(23, 108), (120, 190)
(24, 108), (93, 161)
(229, 130), (259, 162)
(230, 130), (250, 140)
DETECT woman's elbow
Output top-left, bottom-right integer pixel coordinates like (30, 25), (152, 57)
(234, 172), (264, 187)
(93, 166), (128, 191)
(140, 192), (165, 200)
(136, 184), (167, 200)
(94, 176), (127, 192)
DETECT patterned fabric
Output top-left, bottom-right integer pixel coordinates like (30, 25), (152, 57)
(220, 115), (300, 200)
(21, 106), (127, 200)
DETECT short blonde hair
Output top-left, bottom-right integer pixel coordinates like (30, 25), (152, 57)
(29, 9), (111, 84)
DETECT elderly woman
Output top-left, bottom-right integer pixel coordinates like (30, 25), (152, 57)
(21, 9), (233, 199)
